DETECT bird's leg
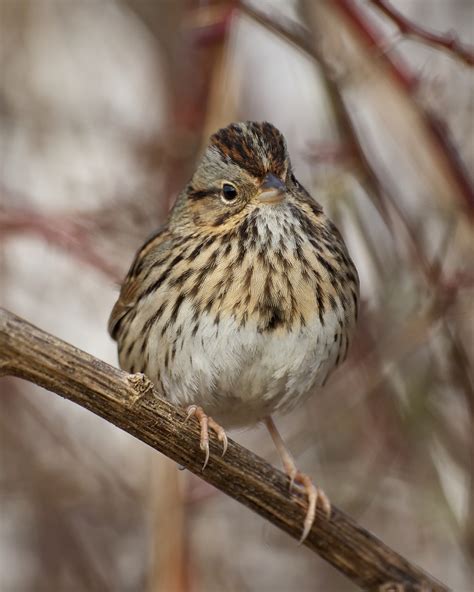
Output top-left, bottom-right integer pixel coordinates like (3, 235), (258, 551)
(264, 416), (331, 543)
(185, 405), (228, 471)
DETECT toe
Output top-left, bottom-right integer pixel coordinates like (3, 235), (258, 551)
(183, 407), (228, 469)
(184, 405), (210, 469)
(208, 417), (228, 457)
(185, 405), (197, 422)
(300, 488), (317, 544)
(295, 473), (317, 544)
(319, 488), (331, 519)
(219, 431), (228, 456)
(291, 472), (331, 544)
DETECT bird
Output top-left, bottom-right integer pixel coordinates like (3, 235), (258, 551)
(108, 121), (359, 542)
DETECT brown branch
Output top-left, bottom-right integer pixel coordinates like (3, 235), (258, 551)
(368, 0), (474, 66)
(158, 0), (237, 212)
(331, 0), (474, 214)
(240, 1), (473, 215)
(239, 2), (392, 225)
(0, 308), (450, 592)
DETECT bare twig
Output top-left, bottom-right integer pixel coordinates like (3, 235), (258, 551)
(239, 1), (392, 224)
(159, 0), (237, 212)
(0, 204), (121, 282)
(368, 0), (474, 66)
(240, 1), (474, 214)
(331, 0), (474, 213)
(0, 308), (450, 592)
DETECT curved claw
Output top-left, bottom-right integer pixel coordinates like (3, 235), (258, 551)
(299, 479), (317, 544)
(184, 406), (228, 471)
(319, 489), (331, 519)
(185, 405), (198, 423)
(200, 439), (210, 471)
(208, 416), (228, 457)
(220, 431), (228, 456)
(264, 417), (330, 544)
(291, 471), (331, 544)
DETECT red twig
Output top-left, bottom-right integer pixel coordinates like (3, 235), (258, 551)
(332, 0), (417, 90)
(332, 0), (474, 213)
(369, 0), (474, 66)
(0, 205), (121, 282)
(158, 1), (237, 212)
(187, 3), (236, 48)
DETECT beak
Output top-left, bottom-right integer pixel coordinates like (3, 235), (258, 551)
(258, 173), (286, 204)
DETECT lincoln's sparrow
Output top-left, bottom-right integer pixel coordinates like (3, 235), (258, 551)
(109, 122), (359, 541)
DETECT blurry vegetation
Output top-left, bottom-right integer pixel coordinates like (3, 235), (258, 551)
(0, 1), (473, 591)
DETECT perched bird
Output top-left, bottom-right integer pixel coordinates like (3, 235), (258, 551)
(108, 121), (359, 541)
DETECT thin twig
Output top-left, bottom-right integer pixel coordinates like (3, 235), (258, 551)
(239, 1), (392, 225)
(0, 308), (450, 592)
(0, 204), (121, 282)
(240, 1), (474, 214)
(331, 0), (474, 213)
(368, 0), (474, 66)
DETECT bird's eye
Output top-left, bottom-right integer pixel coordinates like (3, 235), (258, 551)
(221, 183), (238, 203)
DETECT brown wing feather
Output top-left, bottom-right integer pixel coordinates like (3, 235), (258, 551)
(108, 225), (170, 340)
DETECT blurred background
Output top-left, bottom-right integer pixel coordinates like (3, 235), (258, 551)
(0, 1), (473, 591)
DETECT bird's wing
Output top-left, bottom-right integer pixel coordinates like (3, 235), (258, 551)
(108, 225), (170, 340)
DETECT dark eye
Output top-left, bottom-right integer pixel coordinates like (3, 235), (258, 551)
(221, 183), (238, 203)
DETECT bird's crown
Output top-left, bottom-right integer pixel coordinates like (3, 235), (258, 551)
(208, 121), (289, 179)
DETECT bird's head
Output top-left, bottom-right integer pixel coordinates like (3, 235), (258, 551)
(171, 121), (314, 232)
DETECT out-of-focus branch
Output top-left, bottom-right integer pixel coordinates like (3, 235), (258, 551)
(239, 1), (391, 225)
(158, 1), (237, 212)
(368, 0), (474, 66)
(240, 1), (474, 215)
(0, 204), (121, 282)
(330, 0), (474, 213)
(0, 308), (450, 592)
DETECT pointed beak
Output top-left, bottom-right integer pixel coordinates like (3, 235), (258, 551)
(258, 173), (286, 204)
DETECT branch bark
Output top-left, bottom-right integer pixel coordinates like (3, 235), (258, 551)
(0, 308), (450, 592)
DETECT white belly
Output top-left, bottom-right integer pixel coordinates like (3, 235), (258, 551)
(145, 300), (343, 428)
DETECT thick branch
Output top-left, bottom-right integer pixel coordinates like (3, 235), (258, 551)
(0, 308), (450, 592)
